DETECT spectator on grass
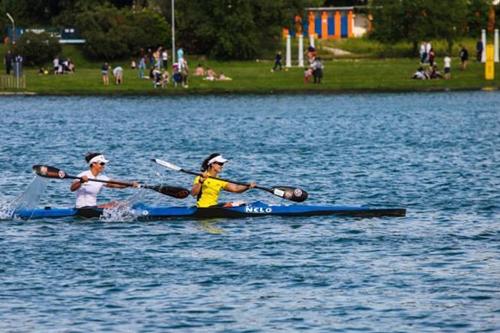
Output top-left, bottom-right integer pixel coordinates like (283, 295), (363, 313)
(459, 45), (469, 70)
(419, 41), (427, 64)
(428, 48), (436, 67)
(443, 55), (451, 80)
(113, 66), (124, 85)
(195, 64), (205, 76)
(4, 50), (13, 75)
(311, 57), (324, 84)
(53, 56), (60, 75)
(412, 66), (428, 80)
(153, 66), (162, 88)
(101, 62), (110, 86)
(205, 68), (216, 81)
(428, 65), (443, 79)
(307, 46), (316, 64)
(304, 67), (313, 83)
(425, 41), (432, 62)
(272, 51), (282, 72)
(218, 72), (232, 81)
(172, 63), (182, 87)
(180, 58), (189, 88)
(476, 39), (483, 62)
(161, 48), (168, 69)
(138, 56), (146, 78)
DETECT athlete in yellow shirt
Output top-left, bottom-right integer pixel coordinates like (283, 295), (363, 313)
(191, 153), (256, 208)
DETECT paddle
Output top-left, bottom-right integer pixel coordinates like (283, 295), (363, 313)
(32, 164), (190, 199)
(152, 158), (308, 202)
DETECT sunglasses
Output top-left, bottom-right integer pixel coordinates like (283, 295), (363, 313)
(214, 162), (224, 166)
(93, 162), (106, 166)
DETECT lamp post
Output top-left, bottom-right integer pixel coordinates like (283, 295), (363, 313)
(6, 12), (15, 43)
(171, 0), (176, 65)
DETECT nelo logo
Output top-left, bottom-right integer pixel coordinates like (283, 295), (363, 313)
(245, 206), (272, 214)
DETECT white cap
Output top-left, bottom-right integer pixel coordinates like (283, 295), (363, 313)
(88, 154), (109, 165)
(208, 155), (228, 165)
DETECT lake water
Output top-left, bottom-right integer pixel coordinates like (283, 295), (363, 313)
(0, 93), (498, 332)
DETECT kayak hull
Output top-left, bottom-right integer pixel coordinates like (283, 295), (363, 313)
(13, 201), (406, 220)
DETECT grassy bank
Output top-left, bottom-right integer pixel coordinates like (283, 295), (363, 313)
(1, 45), (499, 95)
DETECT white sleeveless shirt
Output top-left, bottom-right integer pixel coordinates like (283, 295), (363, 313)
(75, 170), (110, 208)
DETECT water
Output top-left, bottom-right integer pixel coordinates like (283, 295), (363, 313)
(0, 93), (498, 332)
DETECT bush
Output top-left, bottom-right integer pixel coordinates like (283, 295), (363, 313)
(76, 5), (170, 60)
(16, 31), (62, 66)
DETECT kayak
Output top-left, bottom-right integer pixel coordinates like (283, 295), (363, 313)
(13, 201), (406, 220)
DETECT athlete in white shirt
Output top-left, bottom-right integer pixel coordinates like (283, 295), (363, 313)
(70, 152), (137, 208)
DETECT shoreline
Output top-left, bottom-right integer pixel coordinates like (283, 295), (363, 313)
(1, 86), (498, 96)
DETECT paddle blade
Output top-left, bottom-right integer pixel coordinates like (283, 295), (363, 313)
(272, 186), (308, 202)
(33, 165), (67, 179)
(152, 158), (182, 172)
(147, 184), (190, 199)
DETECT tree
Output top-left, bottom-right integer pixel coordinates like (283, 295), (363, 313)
(16, 31), (61, 66)
(467, 0), (494, 36)
(75, 5), (170, 60)
(369, 0), (468, 55)
(155, 0), (322, 60)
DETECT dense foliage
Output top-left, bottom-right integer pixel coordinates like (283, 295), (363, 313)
(369, 0), (471, 54)
(1, 0), (499, 61)
(75, 5), (170, 60)
(154, 0), (323, 60)
(16, 31), (61, 66)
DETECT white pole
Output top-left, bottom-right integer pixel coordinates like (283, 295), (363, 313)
(285, 34), (292, 68)
(481, 29), (487, 63)
(6, 12), (15, 43)
(298, 34), (304, 67)
(171, 0), (176, 65)
(495, 29), (499, 63)
(309, 34), (315, 48)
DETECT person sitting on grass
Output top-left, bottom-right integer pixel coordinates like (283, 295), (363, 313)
(304, 67), (313, 83)
(161, 70), (170, 87)
(153, 66), (162, 88)
(204, 68), (217, 81)
(217, 72), (232, 81)
(412, 66), (428, 80)
(195, 64), (205, 76)
(428, 65), (443, 79)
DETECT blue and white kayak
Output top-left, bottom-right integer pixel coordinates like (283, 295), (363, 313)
(13, 201), (406, 220)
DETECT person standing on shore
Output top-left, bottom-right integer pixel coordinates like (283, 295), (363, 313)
(101, 62), (110, 85)
(4, 50), (13, 75)
(476, 39), (483, 62)
(272, 51), (283, 72)
(443, 55), (451, 80)
(459, 45), (469, 70)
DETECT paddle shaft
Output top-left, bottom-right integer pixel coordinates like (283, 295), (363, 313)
(66, 174), (138, 188)
(177, 168), (273, 191)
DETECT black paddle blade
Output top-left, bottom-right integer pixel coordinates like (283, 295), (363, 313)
(147, 184), (190, 199)
(32, 165), (67, 179)
(273, 186), (308, 202)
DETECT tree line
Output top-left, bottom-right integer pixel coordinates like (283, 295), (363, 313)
(1, 0), (498, 63)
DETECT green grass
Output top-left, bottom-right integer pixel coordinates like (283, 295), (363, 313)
(1, 44), (499, 95)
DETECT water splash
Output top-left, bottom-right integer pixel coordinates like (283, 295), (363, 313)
(0, 177), (47, 219)
(99, 190), (146, 222)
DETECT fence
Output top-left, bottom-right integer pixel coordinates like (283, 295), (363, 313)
(0, 75), (26, 89)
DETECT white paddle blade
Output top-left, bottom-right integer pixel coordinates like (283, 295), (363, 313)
(152, 158), (182, 172)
